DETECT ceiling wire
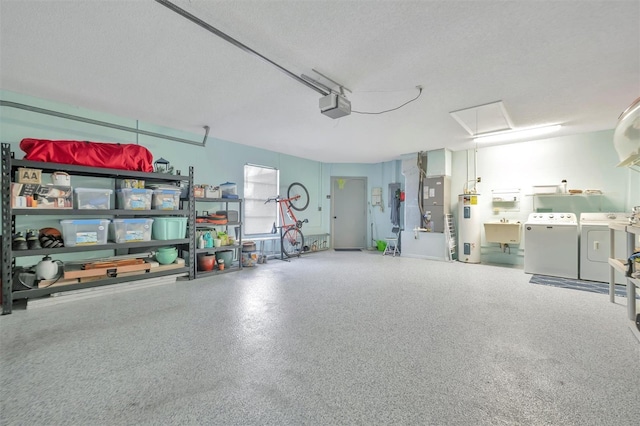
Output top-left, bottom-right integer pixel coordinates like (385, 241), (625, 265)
(352, 87), (423, 115)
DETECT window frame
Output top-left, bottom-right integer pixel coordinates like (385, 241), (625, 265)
(243, 163), (279, 236)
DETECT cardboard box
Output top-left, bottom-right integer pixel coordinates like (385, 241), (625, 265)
(16, 168), (42, 184)
(193, 185), (206, 198)
(11, 183), (73, 209)
(37, 184), (74, 209)
(11, 183), (39, 208)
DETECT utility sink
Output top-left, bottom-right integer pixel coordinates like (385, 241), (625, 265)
(484, 221), (522, 244)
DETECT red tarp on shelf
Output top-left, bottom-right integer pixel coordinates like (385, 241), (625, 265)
(20, 138), (154, 172)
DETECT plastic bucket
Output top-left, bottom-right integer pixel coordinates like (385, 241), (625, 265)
(376, 240), (387, 251)
(215, 250), (233, 266)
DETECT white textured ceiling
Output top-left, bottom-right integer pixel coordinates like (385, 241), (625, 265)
(1, 0), (639, 163)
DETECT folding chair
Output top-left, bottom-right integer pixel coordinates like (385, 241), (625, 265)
(383, 226), (400, 257)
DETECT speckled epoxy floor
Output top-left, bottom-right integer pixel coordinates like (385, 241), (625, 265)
(1, 251), (639, 425)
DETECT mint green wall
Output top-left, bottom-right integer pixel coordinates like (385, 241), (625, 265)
(4, 89), (632, 262)
(450, 130), (637, 266)
(0, 91), (327, 241)
(324, 161), (403, 247)
(1, 90), (402, 249)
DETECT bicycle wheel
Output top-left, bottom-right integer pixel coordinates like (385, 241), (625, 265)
(287, 182), (309, 211)
(282, 228), (304, 258)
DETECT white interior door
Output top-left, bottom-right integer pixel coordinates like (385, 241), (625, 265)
(331, 177), (367, 249)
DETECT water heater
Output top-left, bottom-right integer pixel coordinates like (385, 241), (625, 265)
(458, 194), (481, 263)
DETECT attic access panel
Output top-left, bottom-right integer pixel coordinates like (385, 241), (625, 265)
(450, 101), (514, 135)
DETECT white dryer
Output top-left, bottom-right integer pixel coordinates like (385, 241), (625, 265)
(580, 212), (629, 284)
(524, 213), (579, 279)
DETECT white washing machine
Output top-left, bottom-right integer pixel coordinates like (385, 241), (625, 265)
(524, 212), (579, 279)
(580, 212), (629, 284)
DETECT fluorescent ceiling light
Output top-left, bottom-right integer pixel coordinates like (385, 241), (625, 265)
(473, 124), (562, 143)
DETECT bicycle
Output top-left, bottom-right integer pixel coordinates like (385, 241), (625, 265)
(265, 182), (310, 258)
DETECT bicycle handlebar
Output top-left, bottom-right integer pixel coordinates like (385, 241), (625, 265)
(264, 194), (301, 204)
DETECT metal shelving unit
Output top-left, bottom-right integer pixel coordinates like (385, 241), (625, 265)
(193, 198), (243, 278)
(12, 209), (190, 216)
(1, 143), (195, 314)
(10, 239), (190, 257)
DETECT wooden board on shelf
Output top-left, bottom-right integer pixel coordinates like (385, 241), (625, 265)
(82, 258), (144, 270)
(41, 258), (185, 286)
(81, 270), (148, 282)
(149, 258), (185, 272)
(64, 260), (152, 279)
(37, 277), (81, 288)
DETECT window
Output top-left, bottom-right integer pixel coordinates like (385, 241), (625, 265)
(244, 164), (279, 235)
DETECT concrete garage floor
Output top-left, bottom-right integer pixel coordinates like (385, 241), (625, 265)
(1, 250), (639, 425)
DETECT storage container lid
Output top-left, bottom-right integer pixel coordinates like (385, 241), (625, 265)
(60, 219), (110, 224)
(74, 188), (114, 194)
(220, 182), (236, 186)
(116, 188), (153, 193)
(152, 188), (181, 194)
(111, 218), (154, 223)
(147, 184), (181, 190)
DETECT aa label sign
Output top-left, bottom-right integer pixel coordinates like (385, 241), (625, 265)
(17, 168), (42, 184)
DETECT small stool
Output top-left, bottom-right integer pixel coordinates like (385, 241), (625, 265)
(383, 236), (398, 256)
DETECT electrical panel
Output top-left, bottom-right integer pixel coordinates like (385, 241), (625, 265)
(371, 187), (382, 207)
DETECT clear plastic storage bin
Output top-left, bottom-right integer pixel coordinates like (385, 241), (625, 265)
(152, 188), (181, 210)
(116, 188), (152, 210)
(220, 182), (238, 198)
(152, 217), (188, 240)
(60, 219), (110, 246)
(74, 188), (113, 210)
(111, 218), (154, 243)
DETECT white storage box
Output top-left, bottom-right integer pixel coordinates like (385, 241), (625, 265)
(74, 188), (113, 210)
(111, 218), (154, 243)
(116, 188), (152, 210)
(220, 182), (238, 198)
(152, 188), (181, 210)
(60, 219), (109, 247)
(206, 185), (221, 199)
